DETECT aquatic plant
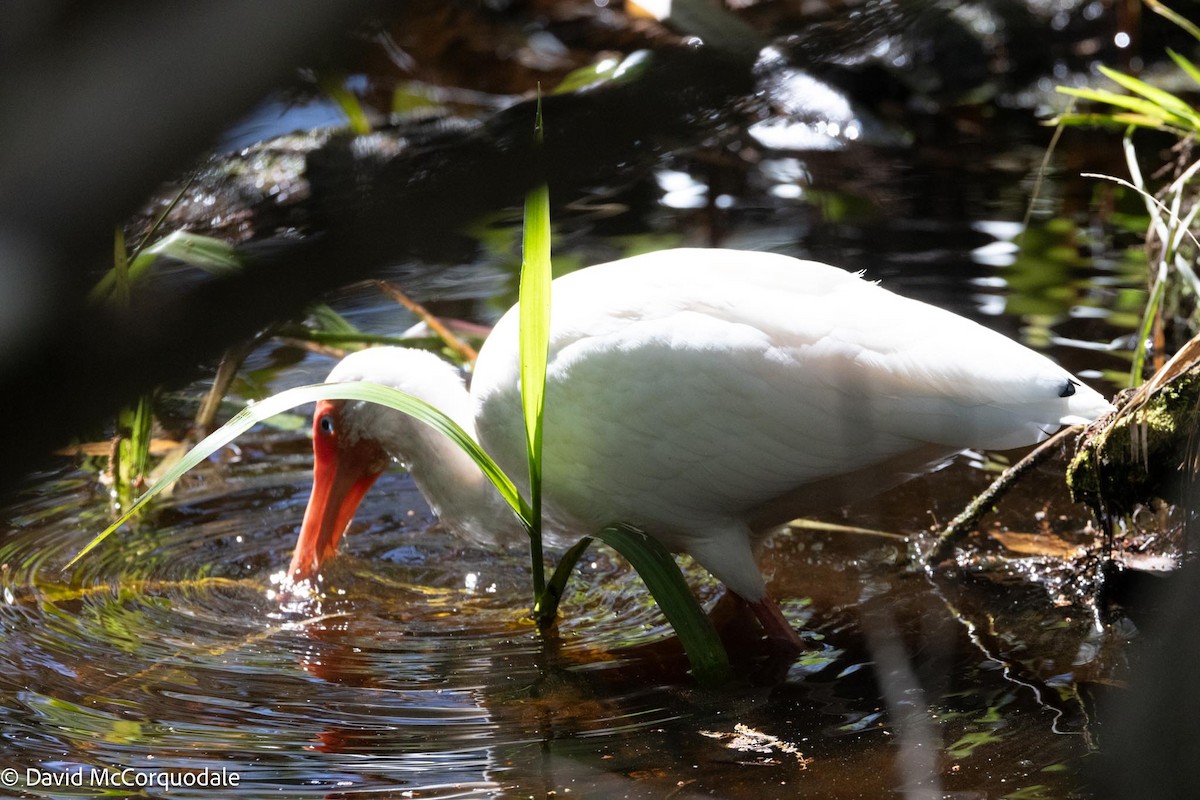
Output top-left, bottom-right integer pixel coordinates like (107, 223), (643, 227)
(1054, 0), (1200, 383)
(91, 180), (243, 511)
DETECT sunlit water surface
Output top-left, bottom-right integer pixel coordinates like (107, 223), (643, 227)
(0, 97), (1144, 799)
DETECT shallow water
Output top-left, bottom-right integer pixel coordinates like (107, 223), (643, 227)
(0, 472), (1109, 799)
(1, 213), (1137, 798)
(0, 36), (1152, 799)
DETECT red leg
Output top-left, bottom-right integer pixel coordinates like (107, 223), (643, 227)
(746, 594), (805, 654)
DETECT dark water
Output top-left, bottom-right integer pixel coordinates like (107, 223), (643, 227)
(0, 71), (1145, 799)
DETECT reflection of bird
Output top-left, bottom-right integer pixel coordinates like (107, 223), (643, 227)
(287, 248), (1113, 650)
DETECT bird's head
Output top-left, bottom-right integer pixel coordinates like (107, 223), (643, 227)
(287, 397), (390, 583)
(286, 348), (478, 584)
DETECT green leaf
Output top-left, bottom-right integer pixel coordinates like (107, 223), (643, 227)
(553, 51), (653, 94)
(1146, 0), (1200, 43)
(308, 303), (361, 336)
(520, 93), (552, 601)
(592, 524), (732, 686)
(1097, 65), (1200, 128)
(1168, 49), (1200, 89)
(534, 536), (594, 625)
(319, 74), (371, 135)
(66, 381), (528, 569)
(89, 231), (243, 306)
(1056, 85), (1182, 123)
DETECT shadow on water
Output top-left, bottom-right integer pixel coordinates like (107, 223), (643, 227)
(0, 4), (1165, 797)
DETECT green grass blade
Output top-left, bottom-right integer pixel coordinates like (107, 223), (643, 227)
(67, 381), (527, 569)
(1051, 111), (1188, 133)
(132, 230), (243, 277)
(308, 303), (361, 336)
(534, 536), (594, 626)
(1168, 49), (1200, 89)
(112, 226), (130, 307)
(1097, 66), (1200, 128)
(593, 524), (732, 686)
(89, 231), (243, 305)
(320, 74), (371, 135)
(115, 394), (155, 510)
(552, 50), (652, 94)
(520, 93), (552, 600)
(1131, 266), (1168, 386)
(1146, 0), (1200, 42)
(1055, 85), (1185, 125)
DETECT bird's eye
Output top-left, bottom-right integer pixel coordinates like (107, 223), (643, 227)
(1059, 379), (1078, 398)
(318, 415), (335, 435)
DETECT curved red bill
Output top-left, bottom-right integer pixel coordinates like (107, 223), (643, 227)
(287, 401), (386, 582)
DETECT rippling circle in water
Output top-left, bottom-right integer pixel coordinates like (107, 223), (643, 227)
(1, 443), (739, 798)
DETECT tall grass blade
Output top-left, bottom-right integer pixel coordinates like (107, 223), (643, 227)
(593, 524), (732, 686)
(1146, 0), (1200, 43)
(534, 536), (594, 625)
(115, 394), (155, 511)
(67, 382), (528, 569)
(130, 230), (242, 276)
(112, 226), (130, 307)
(1097, 66), (1200, 128)
(320, 75), (372, 135)
(309, 303), (361, 336)
(1055, 86), (1184, 127)
(1168, 49), (1200, 89)
(520, 93), (552, 600)
(1132, 265), (1168, 384)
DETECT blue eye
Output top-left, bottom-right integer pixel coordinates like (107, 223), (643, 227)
(319, 415), (335, 435)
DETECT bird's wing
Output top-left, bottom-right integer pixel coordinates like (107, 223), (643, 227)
(546, 248), (1108, 443)
(473, 249), (1109, 536)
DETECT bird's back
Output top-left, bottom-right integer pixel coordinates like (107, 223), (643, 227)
(471, 248), (1111, 540)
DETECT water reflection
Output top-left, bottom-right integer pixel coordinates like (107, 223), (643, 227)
(0, 208), (1140, 798)
(1, 437), (1122, 797)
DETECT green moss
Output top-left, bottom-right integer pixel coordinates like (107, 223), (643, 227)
(1068, 371), (1200, 516)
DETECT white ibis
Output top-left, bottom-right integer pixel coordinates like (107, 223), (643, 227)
(287, 248), (1112, 649)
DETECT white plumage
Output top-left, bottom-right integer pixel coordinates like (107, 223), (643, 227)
(288, 248), (1113, 648)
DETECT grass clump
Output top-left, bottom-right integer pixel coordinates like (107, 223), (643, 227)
(1053, 0), (1200, 383)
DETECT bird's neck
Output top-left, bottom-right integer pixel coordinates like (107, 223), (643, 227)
(403, 420), (525, 545)
(337, 350), (527, 546)
(358, 376), (524, 545)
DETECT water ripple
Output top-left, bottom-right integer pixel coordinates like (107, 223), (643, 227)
(0, 443), (708, 797)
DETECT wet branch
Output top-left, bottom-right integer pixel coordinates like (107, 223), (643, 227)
(924, 424), (1084, 566)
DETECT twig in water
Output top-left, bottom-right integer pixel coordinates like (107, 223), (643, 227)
(924, 425), (1084, 566)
